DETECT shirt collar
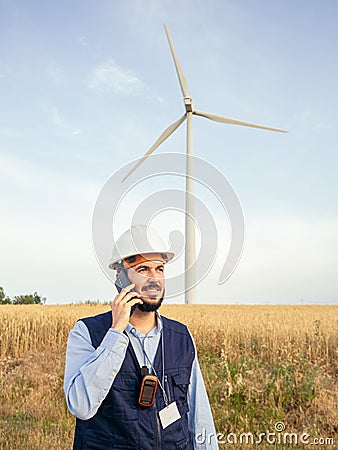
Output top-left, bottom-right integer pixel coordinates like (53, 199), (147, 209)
(125, 311), (162, 337)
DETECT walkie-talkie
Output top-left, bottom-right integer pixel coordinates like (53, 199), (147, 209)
(138, 366), (158, 407)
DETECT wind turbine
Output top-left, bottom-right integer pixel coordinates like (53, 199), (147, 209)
(122, 24), (287, 304)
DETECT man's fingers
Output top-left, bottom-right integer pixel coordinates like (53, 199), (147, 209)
(114, 284), (136, 303)
(121, 292), (142, 304)
(113, 290), (141, 309)
(127, 297), (143, 307)
(119, 283), (136, 296)
(124, 283), (136, 292)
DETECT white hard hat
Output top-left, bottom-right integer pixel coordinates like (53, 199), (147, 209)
(109, 224), (175, 270)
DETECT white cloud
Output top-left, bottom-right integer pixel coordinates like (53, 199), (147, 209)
(201, 216), (338, 303)
(50, 105), (64, 127)
(0, 152), (36, 183)
(312, 121), (333, 132)
(87, 59), (144, 95)
(48, 105), (81, 135)
(46, 63), (64, 83)
(0, 152), (99, 204)
(0, 62), (10, 79)
(292, 109), (333, 132)
(0, 153), (106, 303)
(77, 34), (88, 47)
(292, 109), (312, 122)
(0, 128), (22, 138)
(244, 216), (338, 267)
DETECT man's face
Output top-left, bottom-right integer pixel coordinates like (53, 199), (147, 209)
(127, 260), (165, 312)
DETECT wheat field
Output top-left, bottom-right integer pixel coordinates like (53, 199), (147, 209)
(0, 304), (337, 449)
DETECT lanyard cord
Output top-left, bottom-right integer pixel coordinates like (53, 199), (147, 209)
(135, 333), (169, 406)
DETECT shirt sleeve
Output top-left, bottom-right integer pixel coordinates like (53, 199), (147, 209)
(187, 333), (219, 449)
(64, 320), (129, 420)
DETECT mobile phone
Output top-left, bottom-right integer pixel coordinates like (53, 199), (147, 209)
(115, 270), (139, 316)
(138, 375), (158, 407)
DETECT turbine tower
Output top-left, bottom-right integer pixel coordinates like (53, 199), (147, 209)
(123, 24), (287, 304)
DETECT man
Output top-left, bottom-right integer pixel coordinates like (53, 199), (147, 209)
(64, 225), (218, 449)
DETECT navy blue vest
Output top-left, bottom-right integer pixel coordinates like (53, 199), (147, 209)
(73, 311), (195, 450)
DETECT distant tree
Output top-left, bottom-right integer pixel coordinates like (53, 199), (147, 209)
(0, 286), (11, 305)
(12, 291), (46, 305)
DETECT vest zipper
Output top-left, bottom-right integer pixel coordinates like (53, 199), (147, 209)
(154, 404), (161, 450)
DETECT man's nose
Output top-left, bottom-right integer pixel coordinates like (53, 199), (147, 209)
(147, 269), (161, 280)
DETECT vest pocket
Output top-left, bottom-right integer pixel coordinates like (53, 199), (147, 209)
(170, 371), (190, 415)
(102, 377), (139, 420)
(112, 377), (137, 391)
(172, 371), (190, 385)
(101, 404), (138, 421)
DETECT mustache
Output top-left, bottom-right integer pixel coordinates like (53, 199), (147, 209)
(142, 282), (162, 291)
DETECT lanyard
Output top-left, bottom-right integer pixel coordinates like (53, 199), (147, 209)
(135, 332), (169, 406)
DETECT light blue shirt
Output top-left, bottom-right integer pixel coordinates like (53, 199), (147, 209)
(64, 312), (218, 449)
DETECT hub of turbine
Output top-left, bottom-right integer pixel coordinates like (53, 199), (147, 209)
(184, 97), (193, 113)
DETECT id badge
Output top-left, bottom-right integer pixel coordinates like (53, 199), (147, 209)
(158, 401), (181, 429)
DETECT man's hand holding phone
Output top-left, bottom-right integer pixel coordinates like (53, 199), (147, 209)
(111, 283), (143, 333)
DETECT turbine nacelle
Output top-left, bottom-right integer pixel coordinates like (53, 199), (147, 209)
(184, 97), (193, 113)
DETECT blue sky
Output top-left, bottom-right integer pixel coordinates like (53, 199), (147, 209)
(1, 0), (337, 304)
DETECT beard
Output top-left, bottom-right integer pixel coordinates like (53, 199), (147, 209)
(137, 295), (164, 312)
(137, 282), (165, 312)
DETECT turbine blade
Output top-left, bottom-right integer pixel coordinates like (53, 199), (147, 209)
(194, 110), (287, 133)
(164, 24), (189, 97)
(122, 114), (186, 182)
